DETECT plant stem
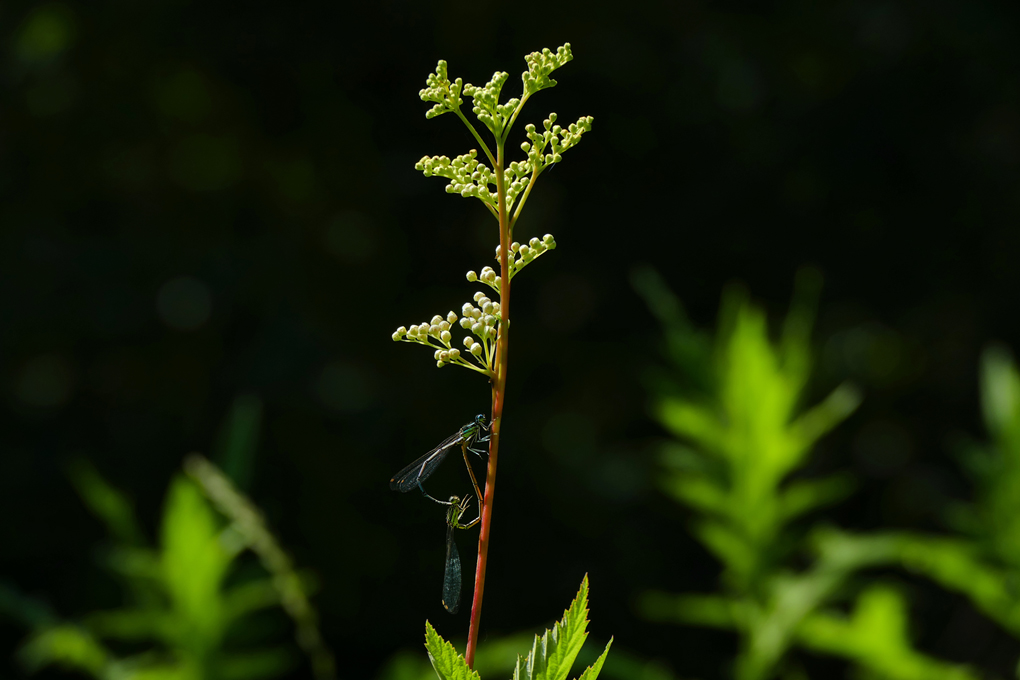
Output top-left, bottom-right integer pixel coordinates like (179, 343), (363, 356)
(465, 139), (510, 668)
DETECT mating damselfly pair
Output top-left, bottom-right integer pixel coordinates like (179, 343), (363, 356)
(389, 414), (490, 613)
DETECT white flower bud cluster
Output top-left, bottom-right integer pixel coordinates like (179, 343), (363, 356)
(520, 114), (593, 174)
(459, 292), (501, 348)
(419, 60), (464, 119)
(494, 234), (557, 280)
(465, 266), (502, 292)
(463, 71), (517, 135)
(504, 160), (534, 207)
(522, 43), (573, 96)
(391, 301), (498, 375)
(414, 149), (496, 204)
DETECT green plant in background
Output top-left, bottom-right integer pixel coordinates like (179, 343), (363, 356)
(8, 397), (333, 680)
(633, 268), (978, 680)
(389, 44), (594, 669)
(813, 345), (1020, 678)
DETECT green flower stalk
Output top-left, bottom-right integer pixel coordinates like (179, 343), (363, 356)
(393, 43), (591, 667)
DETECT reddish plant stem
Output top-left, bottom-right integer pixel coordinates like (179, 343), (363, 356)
(465, 143), (510, 668)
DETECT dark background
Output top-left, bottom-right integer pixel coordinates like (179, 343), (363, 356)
(3, 0), (1020, 677)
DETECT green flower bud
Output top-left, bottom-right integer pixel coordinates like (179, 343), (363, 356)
(434, 349), (443, 360)
(440, 330), (452, 343)
(447, 311), (458, 324)
(463, 337), (475, 348)
(437, 360), (445, 367)
(529, 237), (540, 248)
(473, 291), (485, 302)
(439, 321), (450, 331)
(543, 234), (555, 245)
(471, 343), (483, 356)
(431, 315), (443, 326)
(484, 315), (496, 327)
(429, 324), (441, 336)
(392, 332), (401, 341)
(467, 270), (478, 282)
(511, 241), (521, 252)
(471, 322), (483, 336)
(460, 317), (472, 329)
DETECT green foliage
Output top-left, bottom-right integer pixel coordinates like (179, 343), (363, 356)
(15, 399), (332, 680)
(422, 577), (611, 680)
(955, 345), (1020, 569)
(645, 270), (860, 593)
(19, 471), (292, 680)
(810, 346), (1020, 649)
(635, 269), (976, 680)
(797, 585), (978, 680)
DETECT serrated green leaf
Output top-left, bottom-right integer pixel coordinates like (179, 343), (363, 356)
(425, 620), (479, 680)
(513, 652), (527, 680)
(573, 637), (612, 680)
(515, 576), (592, 680)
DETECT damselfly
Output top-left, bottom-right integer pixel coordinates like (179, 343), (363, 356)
(389, 415), (489, 505)
(443, 494), (479, 614)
